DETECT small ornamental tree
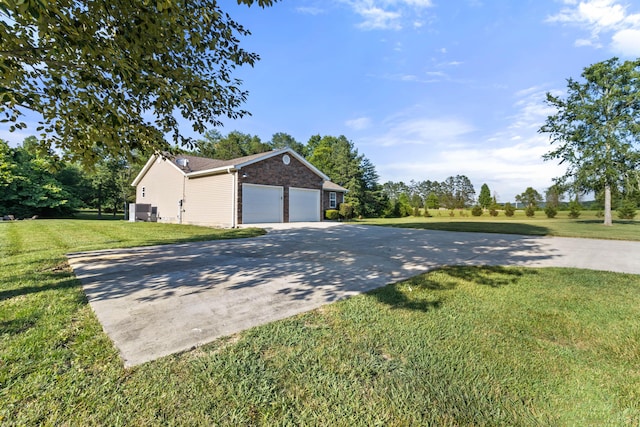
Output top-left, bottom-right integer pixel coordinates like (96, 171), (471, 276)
(568, 200), (582, 219)
(478, 184), (492, 209)
(617, 200), (637, 220)
(471, 205), (483, 216)
(504, 202), (515, 217)
(544, 206), (558, 218)
(525, 206), (536, 217)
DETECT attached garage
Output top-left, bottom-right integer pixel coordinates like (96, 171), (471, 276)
(289, 187), (321, 222)
(242, 183), (283, 224)
(132, 148), (348, 227)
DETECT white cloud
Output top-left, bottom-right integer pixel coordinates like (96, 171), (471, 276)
(342, 0), (434, 31)
(356, 6), (402, 30)
(547, 0), (640, 56)
(611, 28), (640, 56)
(367, 88), (566, 202)
(296, 6), (326, 15)
(369, 116), (476, 147)
(345, 116), (373, 130)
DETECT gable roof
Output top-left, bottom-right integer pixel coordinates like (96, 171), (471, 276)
(132, 147), (331, 186)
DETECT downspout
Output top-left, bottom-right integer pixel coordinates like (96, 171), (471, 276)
(229, 167), (237, 228)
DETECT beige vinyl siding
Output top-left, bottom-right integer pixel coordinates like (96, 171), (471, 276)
(183, 173), (234, 227)
(136, 157), (185, 223)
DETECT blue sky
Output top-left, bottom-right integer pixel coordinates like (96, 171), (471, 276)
(4, 0), (640, 202)
(218, 0), (640, 202)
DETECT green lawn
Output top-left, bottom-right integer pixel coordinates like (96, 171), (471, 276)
(357, 209), (640, 241)
(2, 220), (640, 425)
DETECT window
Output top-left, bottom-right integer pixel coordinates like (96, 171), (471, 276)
(329, 192), (337, 209)
(142, 187), (146, 198)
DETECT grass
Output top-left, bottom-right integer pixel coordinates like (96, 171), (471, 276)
(357, 209), (640, 241)
(2, 220), (640, 425)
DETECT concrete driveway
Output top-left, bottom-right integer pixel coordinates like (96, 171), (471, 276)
(68, 224), (640, 367)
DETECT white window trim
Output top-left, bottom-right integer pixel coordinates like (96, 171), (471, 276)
(329, 191), (337, 209)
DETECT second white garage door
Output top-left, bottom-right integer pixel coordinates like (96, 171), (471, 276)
(242, 184), (283, 224)
(289, 187), (321, 222)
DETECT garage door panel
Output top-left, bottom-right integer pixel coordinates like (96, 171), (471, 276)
(242, 184), (283, 224)
(290, 187), (320, 222)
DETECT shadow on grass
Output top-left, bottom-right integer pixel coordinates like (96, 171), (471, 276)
(369, 265), (529, 312)
(381, 222), (550, 236)
(0, 275), (82, 301)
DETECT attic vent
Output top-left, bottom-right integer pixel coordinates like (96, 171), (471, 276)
(176, 158), (189, 167)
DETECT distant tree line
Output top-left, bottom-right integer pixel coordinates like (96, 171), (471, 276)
(380, 176), (479, 217)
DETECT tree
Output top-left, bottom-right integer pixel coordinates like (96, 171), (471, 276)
(193, 130), (223, 158)
(545, 184), (564, 209)
(269, 132), (307, 156)
(0, 138), (76, 217)
(440, 175), (476, 209)
(1, 0), (277, 163)
(540, 57), (640, 226)
(478, 183), (492, 209)
(381, 181), (410, 203)
(425, 193), (440, 209)
(516, 187), (543, 209)
(307, 135), (384, 217)
(193, 130), (269, 160)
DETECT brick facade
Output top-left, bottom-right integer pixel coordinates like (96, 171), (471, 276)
(237, 153), (324, 223)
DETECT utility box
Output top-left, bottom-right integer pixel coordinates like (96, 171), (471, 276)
(129, 203), (155, 222)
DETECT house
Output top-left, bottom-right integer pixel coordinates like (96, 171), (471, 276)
(131, 148), (347, 227)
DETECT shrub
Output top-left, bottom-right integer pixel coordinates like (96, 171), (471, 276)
(449, 210), (455, 217)
(471, 205), (483, 216)
(413, 206), (421, 217)
(325, 209), (339, 220)
(568, 200), (581, 219)
(489, 204), (499, 217)
(525, 206), (535, 217)
(424, 209), (432, 218)
(504, 202), (515, 217)
(544, 206), (557, 218)
(339, 203), (354, 220)
(617, 200), (637, 220)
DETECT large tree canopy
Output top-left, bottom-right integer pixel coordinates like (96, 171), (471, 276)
(1, 0), (276, 163)
(540, 57), (640, 226)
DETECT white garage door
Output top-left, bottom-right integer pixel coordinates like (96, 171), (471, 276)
(289, 187), (321, 222)
(242, 184), (283, 224)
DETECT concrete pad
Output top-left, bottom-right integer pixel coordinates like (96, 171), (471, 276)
(68, 225), (640, 367)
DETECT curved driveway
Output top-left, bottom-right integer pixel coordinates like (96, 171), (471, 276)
(68, 223), (640, 367)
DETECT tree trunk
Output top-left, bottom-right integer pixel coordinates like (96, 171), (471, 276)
(97, 184), (102, 219)
(604, 183), (612, 226)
